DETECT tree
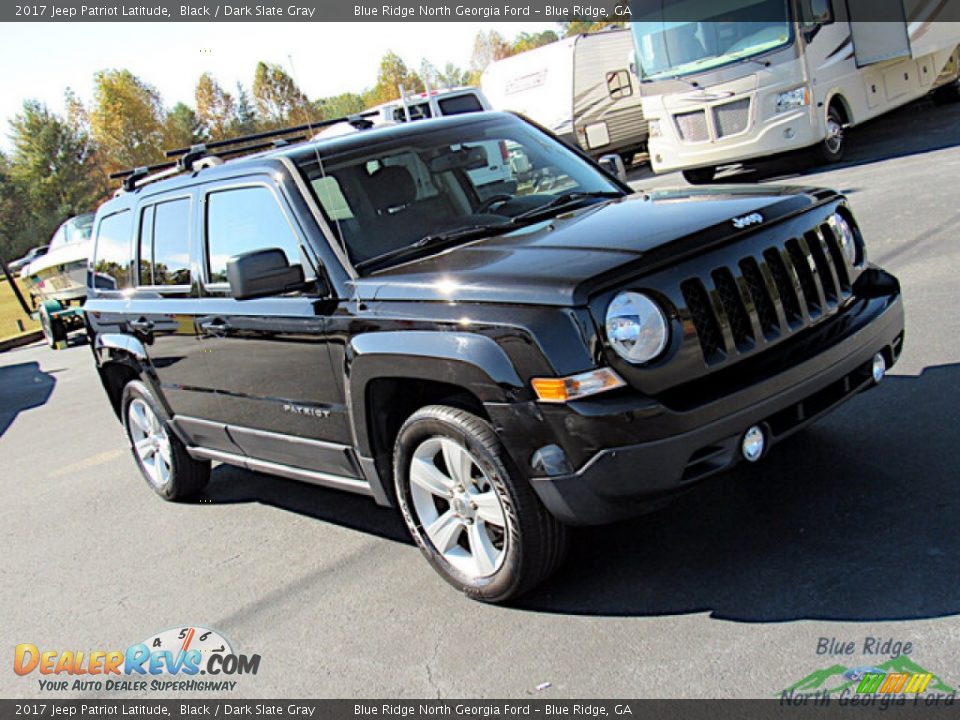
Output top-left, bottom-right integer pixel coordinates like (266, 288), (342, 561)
(562, 21), (625, 37)
(0, 153), (31, 260)
(436, 62), (471, 89)
(470, 31), (515, 75)
(5, 101), (102, 257)
(233, 82), (259, 135)
(252, 61), (317, 128)
(318, 92), (365, 119)
(367, 51), (424, 106)
(513, 30), (560, 53)
(163, 102), (203, 149)
(195, 72), (236, 140)
(90, 69), (166, 175)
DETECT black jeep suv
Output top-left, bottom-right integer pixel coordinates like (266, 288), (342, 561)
(86, 112), (904, 602)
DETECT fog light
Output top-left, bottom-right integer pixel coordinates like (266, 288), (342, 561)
(742, 425), (766, 462)
(872, 353), (886, 383)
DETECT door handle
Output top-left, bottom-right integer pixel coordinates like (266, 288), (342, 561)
(130, 318), (154, 333)
(199, 318), (231, 337)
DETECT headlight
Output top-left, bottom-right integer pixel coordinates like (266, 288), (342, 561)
(776, 86), (810, 113)
(831, 212), (861, 265)
(647, 119), (663, 139)
(605, 292), (669, 364)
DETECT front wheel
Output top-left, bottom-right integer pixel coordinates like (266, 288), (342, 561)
(393, 405), (568, 603)
(122, 380), (210, 500)
(814, 106), (846, 164)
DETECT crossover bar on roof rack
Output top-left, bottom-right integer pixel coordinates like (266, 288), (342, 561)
(107, 109), (379, 192)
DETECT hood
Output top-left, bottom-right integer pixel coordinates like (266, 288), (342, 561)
(352, 185), (839, 306)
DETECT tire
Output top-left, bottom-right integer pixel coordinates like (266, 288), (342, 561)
(932, 80), (960, 105)
(814, 105), (846, 164)
(682, 166), (716, 185)
(38, 303), (66, 349)
(393, 405), (568, 603)
(121, 380), (210, 501)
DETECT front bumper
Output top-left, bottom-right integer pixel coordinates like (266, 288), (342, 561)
(488, 282), (904, 525)
(649, 106), (818, 174)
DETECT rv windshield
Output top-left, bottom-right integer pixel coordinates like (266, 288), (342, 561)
(631, 0), (793, 81)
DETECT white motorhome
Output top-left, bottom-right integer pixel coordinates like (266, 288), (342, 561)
(630, 0), (960, 182)
(481, 29), (649, 164)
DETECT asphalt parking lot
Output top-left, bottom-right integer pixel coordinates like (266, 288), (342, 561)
(2, 98), (959, 700)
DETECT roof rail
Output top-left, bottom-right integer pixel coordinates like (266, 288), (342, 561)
(109, 109), (379, 192)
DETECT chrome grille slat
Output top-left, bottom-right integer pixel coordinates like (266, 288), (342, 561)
(739, 258), (779, 339)
(821, 224), (852, 292)
(805, 229), (839, 307)
(711, 268), (754, 352)
(785, 238), (822, 319)
(681, 279), (725, 364)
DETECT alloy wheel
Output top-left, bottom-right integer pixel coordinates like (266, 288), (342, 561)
(128, 398), (173, 490)
(408, 436), (509, 579)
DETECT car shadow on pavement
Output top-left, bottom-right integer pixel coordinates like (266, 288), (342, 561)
(0, 361), (56, 437)
(200, 464), (411, 543)
(519, 362), (960, 621)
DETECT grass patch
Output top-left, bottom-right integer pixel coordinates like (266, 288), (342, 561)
(0, 275), (40, 341)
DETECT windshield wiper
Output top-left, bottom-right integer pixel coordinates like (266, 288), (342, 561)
(507, 191), (623, 224)
(355, 223), (514, 272)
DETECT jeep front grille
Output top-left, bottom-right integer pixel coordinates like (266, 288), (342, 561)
(682, 224), (852, 365)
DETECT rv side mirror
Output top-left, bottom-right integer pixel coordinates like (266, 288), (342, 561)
(598, 154), (628, 184)
(226, 248), (305, 301)
(807, 0), (833, 24)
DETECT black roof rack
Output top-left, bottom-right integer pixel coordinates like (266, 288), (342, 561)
(110, 109), (378, 192)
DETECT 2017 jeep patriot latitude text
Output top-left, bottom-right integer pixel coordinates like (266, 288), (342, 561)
(86, 112), (904, 602)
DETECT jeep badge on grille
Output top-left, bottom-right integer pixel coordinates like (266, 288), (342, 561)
(732, 213), (764, 229)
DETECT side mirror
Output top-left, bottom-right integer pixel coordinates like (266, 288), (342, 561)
(810, 0), (833, 23)
(227, 248), (305, 301)
(598, 154), (628, 184)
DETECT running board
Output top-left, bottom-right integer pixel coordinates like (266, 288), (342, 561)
(187, 447), (374, 497)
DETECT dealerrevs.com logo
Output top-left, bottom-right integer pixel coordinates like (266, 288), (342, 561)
(14, 626), (261, 693)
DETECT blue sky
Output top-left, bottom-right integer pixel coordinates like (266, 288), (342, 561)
(0, 21), (558, 151)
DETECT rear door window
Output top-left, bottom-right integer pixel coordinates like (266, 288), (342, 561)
(138, 198), (192, 287)
(205, 185), (310, 286)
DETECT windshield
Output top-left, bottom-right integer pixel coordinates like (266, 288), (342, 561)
(297, 117), (623, 271)
(49, 213), (95, 250)
(631, 0), (793, 80)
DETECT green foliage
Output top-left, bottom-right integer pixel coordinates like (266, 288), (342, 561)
(318, 92), (366, 119)
(562, 21), (625, 37)
(367, 51), (425, 106)
(3, 101), (102, 258)
(90, 69), (166, 175)
(164, 102), (203, 149)
(195, 72), (236, 140)
(513, 30), (560, 53)
(252, 61), (318, 128)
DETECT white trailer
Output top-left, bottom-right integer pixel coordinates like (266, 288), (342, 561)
(481, 29), (649, 163)
(630, 0), (960, 182)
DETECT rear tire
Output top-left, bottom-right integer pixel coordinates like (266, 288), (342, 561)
(932, 80), (960, 105)
(682, 166), (716, 185)
(121, 380), (210, 500)
(814, 105), (846, 164)
(393, 405), (568, 603)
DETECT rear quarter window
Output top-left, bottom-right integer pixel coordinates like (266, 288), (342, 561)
(91, 210), (133, 291)
(437, 94), (484, 115)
